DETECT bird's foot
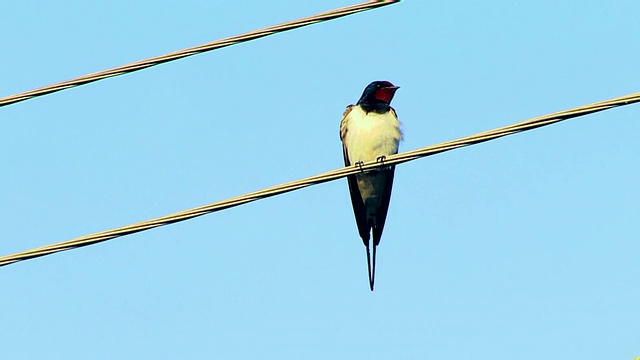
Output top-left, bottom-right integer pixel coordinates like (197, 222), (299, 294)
(355, 161), (365, 173)
(376, 155), (387, 164)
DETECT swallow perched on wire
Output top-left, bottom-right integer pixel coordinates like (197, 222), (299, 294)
(340, 81), (403, 291)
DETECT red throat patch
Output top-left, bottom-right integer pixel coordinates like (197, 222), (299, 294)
(374, 88), (396, 103)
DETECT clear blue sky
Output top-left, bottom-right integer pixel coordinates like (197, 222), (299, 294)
(1, 1), (638, 359)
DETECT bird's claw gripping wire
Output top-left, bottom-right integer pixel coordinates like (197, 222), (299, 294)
(355, 156), (386, 174)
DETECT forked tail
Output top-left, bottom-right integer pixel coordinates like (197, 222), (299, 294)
(365, 244), (377, 291)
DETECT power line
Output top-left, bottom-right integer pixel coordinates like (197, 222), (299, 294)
(1, 91), (638, 267)
(0, 0), (400, 108)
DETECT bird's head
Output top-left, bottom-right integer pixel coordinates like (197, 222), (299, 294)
(357, 81), (400, 113)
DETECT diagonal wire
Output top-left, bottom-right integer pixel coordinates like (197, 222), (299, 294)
(1, 91), (638, 267)
(0, 0), (400, 108)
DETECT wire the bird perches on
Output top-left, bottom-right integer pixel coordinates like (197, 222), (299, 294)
(0, 0), (400, 108)
(1, 91), (638, 267)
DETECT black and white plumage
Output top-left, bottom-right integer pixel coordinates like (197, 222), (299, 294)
(340, 81), (403, 291)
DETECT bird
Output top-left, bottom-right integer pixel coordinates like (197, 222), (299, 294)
(339, 80), (403, 291)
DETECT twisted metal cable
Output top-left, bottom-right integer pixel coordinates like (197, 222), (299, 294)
(1, 91), (638, 267)
(0, 0), (400, 108)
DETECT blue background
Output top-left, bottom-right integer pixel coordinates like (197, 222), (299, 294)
(1, 1), (638, 358)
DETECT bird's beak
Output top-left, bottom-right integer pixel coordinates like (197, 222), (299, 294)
(386, 86), (400, 91)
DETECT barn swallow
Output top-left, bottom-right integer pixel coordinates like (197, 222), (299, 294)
(340, 81), (403, 291)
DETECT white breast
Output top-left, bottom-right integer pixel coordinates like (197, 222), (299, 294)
(344, 106), (403, 164)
